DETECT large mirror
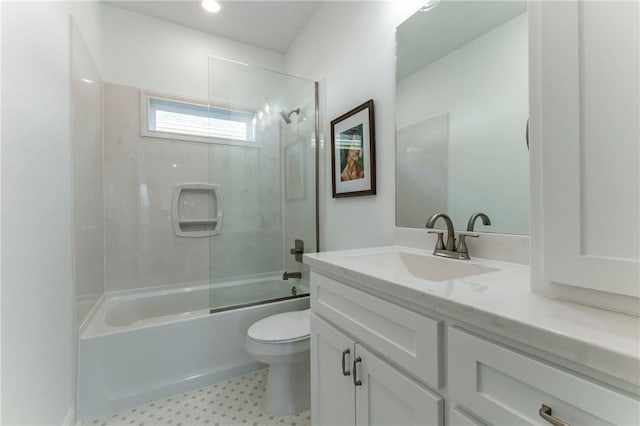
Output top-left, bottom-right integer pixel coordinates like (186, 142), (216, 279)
(395, 0), (529, 235)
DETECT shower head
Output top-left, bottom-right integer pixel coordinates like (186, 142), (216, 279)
(280, 108), (300, 124)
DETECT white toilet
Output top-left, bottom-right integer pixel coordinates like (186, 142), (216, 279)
(245, 309), (311, 416)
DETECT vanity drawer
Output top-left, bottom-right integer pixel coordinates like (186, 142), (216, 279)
(448, 327), (640, 425)
(311, 272), (442, 388)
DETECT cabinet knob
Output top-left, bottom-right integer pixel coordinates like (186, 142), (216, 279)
(341, 349), (351, 376)
(352, 357), (362, 386)
(539, 404), (571, 426)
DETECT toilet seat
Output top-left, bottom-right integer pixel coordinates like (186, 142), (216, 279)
(247, 309), (310, 344)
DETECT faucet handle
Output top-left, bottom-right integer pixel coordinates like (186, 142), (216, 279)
(456, 231), (479, 257)
(428, 230), (446, 250)
(458, 231), (479, 238)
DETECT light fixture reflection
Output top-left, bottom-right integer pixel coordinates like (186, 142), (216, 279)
(201, 0), (221, 13)
(419, 0), (440, 12)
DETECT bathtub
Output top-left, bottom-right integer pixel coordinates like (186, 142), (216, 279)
(77, 275), (309, 420)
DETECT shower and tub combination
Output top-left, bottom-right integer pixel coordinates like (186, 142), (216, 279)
(76, 58), (318, 420)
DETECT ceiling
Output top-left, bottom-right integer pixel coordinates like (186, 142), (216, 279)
(396, 0), (527, 80)
(105, 0), (322, 53)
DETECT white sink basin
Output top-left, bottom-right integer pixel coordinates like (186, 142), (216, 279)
(347, 250), (499, 282)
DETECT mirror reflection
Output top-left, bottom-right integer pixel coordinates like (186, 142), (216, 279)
(395, 0), (529, 235)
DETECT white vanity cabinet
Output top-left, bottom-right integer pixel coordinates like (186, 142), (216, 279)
(310, 272), (444, 425)
(311, 314), (444, 426)
(309, 270), (640, 426)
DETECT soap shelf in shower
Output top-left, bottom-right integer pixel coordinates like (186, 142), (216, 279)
(171, 184), (223, 238)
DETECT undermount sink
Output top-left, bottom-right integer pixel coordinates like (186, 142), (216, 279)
(347, 250), (499, 282)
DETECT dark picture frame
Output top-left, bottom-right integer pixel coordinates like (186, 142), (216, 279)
(330, 99), (376, 198)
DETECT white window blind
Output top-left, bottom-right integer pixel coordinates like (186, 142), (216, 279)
(143, 94), (257, 145)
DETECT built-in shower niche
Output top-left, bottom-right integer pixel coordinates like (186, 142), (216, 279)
(171, 184), (223, 237)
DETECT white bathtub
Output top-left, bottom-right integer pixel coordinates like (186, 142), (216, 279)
(77, 276), (309, 420)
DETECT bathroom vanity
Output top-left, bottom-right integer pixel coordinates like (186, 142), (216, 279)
(304, 247), (639, 426)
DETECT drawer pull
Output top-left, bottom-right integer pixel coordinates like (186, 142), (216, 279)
(539, 404), (571, 426)
(352, 357), (362, 386)
(341, 349), (351, 376)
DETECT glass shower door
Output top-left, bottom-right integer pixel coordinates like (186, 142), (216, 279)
(207, 57), (317, 312)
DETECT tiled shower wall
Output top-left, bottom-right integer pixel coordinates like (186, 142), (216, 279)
(103, 83), (283, 293)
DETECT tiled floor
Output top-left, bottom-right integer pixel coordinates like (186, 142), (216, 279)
(83, 369), (311, 426)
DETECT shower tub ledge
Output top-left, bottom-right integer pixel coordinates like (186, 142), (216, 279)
(77, 276), (309, 420)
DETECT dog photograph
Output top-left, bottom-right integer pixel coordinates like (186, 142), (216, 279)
(339, 124), (365, 182)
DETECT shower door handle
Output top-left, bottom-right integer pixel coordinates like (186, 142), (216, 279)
(341, 349), (351, 376)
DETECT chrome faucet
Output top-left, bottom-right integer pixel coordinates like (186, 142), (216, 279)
(425, 212), (492, 260)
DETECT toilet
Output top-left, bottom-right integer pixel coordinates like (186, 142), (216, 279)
(245, 309), (311, 416)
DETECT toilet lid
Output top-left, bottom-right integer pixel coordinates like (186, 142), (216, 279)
(248, 309), (310, 343)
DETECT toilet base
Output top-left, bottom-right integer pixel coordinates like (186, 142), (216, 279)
(263, 361), (310, 416)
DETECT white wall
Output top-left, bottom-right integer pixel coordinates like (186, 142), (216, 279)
(1, 1), (102, 424)
(101, 4), (285, 100)
(285, 0), (423, 251)
(396, 13), (529, 234)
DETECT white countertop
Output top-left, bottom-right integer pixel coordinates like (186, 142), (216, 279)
(304, 245), (640, 386)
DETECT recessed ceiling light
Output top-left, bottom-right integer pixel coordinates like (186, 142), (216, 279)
(201, 0), (221, 13)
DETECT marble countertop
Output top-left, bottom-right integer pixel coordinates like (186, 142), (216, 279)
(304, 245), (640, 386)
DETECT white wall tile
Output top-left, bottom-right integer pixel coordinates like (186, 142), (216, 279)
(104, 83), (211, 291)
(103, 83), (286, 291)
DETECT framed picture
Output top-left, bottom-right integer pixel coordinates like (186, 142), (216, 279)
(330, 99), (376, 198)
(285, 141), (305, 200)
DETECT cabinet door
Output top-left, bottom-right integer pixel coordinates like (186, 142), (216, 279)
(529, 0), (639, 310)
(354, 343), (443, 426)
(311, 313), (355, 426)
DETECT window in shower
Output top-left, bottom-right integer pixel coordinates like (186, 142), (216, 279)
(141, 91), (258, 146)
